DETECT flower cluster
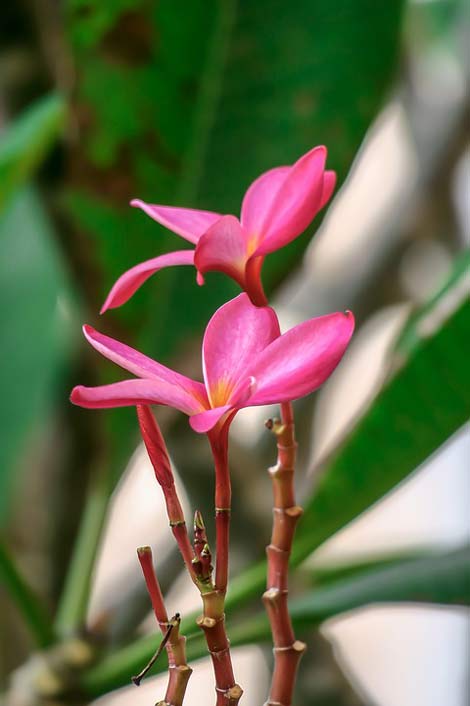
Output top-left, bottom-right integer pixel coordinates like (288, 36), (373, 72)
(72, 146), (352, 432)
(71, 145), (354, 706)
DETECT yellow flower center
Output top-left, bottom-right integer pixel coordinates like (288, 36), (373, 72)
(246, 232), (259, 257)
(209, 378), (233, 408)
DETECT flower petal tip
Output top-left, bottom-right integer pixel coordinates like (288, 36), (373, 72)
(312, 144), (327, 159)
(70, 386), (82, 405)
(82, 324), (99, 344)
(99, 295), (117, 314)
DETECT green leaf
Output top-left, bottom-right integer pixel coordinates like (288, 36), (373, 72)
(230, 545), (470, 648)
(81, 546), (470, 696)
(0, 541), (56, 648)
(394, 249), (470, 358)
(0, 189), (74, 523)
(0, 94), (65, 213)
(294, 259), (469, 561)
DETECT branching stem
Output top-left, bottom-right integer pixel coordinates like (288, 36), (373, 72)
(137, 407), (241, 704)
(136, 547), (191, 706)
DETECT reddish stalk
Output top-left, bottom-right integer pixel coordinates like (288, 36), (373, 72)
(244, 256), (267, 307)
(137, 406), (196, 581)
(137, 407), (241, 705)
(209, 425), (232, 594)
(136, 546), (192, 706)
(263, 402), (306, 706)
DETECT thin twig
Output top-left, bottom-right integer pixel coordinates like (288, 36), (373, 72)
(135, 546), (191, 705)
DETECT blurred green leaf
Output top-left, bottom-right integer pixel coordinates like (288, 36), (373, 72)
(227, 257), (469, 607)
(303, 549), (435, 587)
(230, 544), (470, 647)
(395, 249), (469, 358)
(82, 545), (470, 695)
(0, 94), (65, 213)
(0, 189), (74, 522)
(0, 541), (55, 648)
(293, 259), (469, 559)
(68, 0), (140, 50)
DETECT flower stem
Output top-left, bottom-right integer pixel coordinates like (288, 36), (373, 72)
(0, 540), (56, 648)
(204, 427), (242, 705)
(137, 406), (196, 581)
(136, 547), (192, 706)
(263, 402), (306, 706)
(244, 256), (268, 307)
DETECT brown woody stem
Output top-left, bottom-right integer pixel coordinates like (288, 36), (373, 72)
(200, 425), (242, 706)
(263, 402), (306, 706)
(136, 547), (192, 706)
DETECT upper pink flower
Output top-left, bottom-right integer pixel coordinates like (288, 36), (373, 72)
(101, 146), (335, 312)
(72, 294), (353, 434)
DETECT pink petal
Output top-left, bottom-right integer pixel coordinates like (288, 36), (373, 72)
(193, 215), (248, 288)
(229, 375), (257, 406)
(71, 379), (203, 416)
(240, 166), (290, 240)
(82, 325), (208, 408)
(189, 405), (233, 433)
(131, 200), (221, 244)
(202, 293), (280, 408)
(101, 250), (195, 313)
(254, 146), (328, 256)
(247, 311), (355, 406)
(320, 170), (336, 209)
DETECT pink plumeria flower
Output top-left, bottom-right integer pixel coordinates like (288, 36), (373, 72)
(72, 294), (353, 435)
(101, 146), (335, 312)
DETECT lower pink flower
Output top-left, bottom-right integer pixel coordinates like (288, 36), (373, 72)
(71, 294), (354, 434)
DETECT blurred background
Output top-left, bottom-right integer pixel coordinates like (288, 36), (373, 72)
(0, 1), (468, 705)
